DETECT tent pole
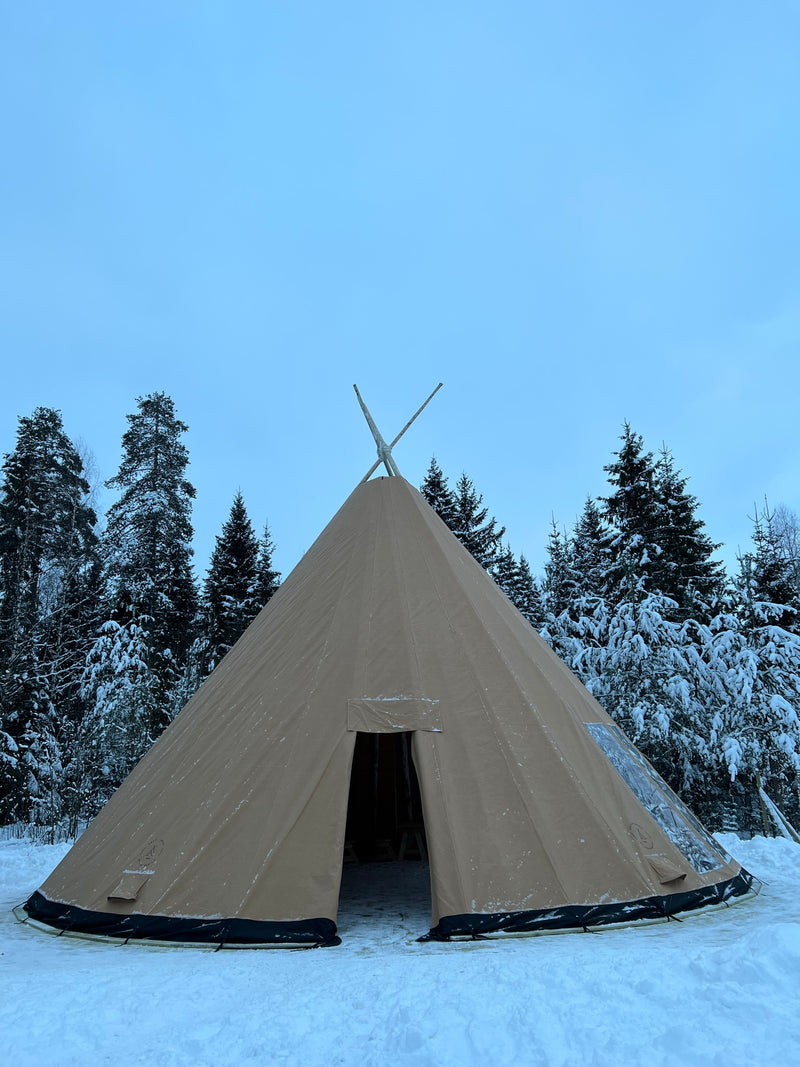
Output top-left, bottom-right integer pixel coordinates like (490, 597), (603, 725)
(355, 382), (443, 483)
(354, 384), (402, 478)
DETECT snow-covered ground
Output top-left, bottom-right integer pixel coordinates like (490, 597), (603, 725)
(2, 834), (798, 1067)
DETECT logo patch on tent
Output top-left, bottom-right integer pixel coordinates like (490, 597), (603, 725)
(629, 823), (654, 851)
(132, 838), (164, 869)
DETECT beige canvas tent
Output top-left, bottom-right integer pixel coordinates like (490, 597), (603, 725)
(24, 474), (757, 946)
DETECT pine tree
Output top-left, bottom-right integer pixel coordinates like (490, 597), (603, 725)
(79, 617), (161, 807)
(571, 497), (609, 599)
(540, 519), (583, 665)
(0, 642), (57, 826)
(730, 503), (800, 813)
(651, 448), (724, 621)
(420, 459), (508, 570)
(0, 408), (99, 825)
(772, 505), (800, 603)
(738, 502), (799, 634)
(420, 457), (457, 529)
(204, 492), (262, 670)
(102, 392), (198, 737)
(254, 522), (281, 608)
(582, 590), (711, 795)
(493, 544), (517, 599)
(542, 519), (578, 618)
(420, 459), (506, 570)
(569, 426), (730, 805)
(601, 427), (724, 626)
(450, 472), (505, 570)
(539, 500), (608, 684)
(697, 525), (800, 823)
(515, 556), (544, 629)
(0, 409), (99, 651)
(601, 423), (661, 605)
(493, 543), (544, 624)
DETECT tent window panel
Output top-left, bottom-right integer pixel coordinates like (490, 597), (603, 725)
(586, 722), (724, 874)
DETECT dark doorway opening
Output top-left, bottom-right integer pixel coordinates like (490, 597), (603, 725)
(344, 731), (425, 861)
(338, 732), (431, 939)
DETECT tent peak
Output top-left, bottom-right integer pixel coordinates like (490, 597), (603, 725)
(354, 382), (443, 483)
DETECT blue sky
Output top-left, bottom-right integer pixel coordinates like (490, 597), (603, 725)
(2, 2), (799, 579)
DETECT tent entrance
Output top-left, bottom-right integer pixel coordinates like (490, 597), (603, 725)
(337, 731), (431, 938)
(344, 731), (426, 861)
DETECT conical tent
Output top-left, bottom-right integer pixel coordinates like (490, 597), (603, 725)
(24, 476), (757, 945)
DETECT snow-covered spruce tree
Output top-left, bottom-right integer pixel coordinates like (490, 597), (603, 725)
(740, 501), (800, 634)
(542, 519), (579, 618)
(579, 590), (715, 794)
(450, 472), (505, 570)
(203, 492), (262, 671)
(600, 423), (661, 606)
(539, 500), (612, 700)
(0, 643), (60, 829)
(0, 407), (100, 827)
(493, 544), (518, 599)
(651, 448), (725, 622)
(539, 519), (581, 663)
(772, 505), (800, 605)
(254, 521), (281, 609)
(714, 505), (800, 820)
(420, 456), (457, 529)
(514, 554), (544, 629)
(571, 425), (726, 803)
(420, 459), (539, 620)
(683, 584), (800, 829)
(571, 497), (609, 599)
(493, 544), (544, 627)
(100, 392), (198, 744)
(644, 505), (800, 829)
(78, 615), (161, 813)
(536, 532), (709, 799)
(684, 598), (764, 828)
(601, 428), (723, 621)
(420, 460), (506, 570)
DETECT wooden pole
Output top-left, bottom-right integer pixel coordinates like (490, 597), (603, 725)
(355, 383), (443, 483)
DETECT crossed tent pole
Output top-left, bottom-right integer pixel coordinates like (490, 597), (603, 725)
(354, 382), (443, 483)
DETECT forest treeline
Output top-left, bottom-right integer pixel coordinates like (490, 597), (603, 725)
(1, 393), (798, 839)
(0, 394), (279, 837)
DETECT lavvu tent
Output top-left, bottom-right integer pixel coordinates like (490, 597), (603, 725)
(22, 474), (758, 946)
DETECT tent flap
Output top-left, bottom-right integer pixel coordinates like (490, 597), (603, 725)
(347, 697), (442, 733)
(107, 872), (151, 902)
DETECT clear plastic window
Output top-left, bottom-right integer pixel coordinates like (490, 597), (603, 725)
(586, 722), (725, 874)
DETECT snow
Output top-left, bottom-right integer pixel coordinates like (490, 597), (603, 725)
(3, 834), (799, 1066)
